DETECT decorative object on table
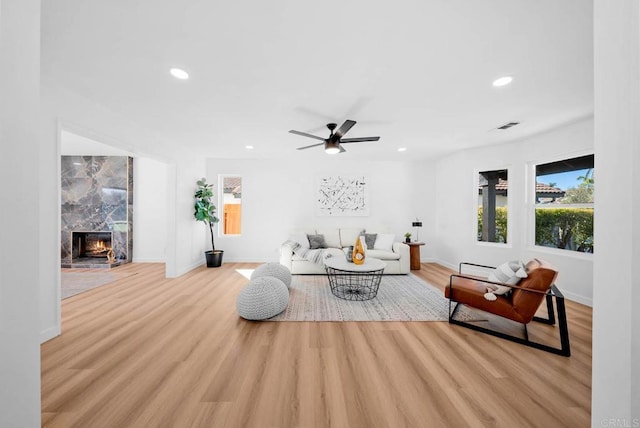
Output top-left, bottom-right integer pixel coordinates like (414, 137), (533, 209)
(194, 177), (224, 267)
(289, 120), (380, 154)
(412, 218), (423, 242)
(344, 245), (354, 262)
(352, 236), (366, 265)
(236, 276), (289, 320)
(251, 262), (292, 288)
(404, 232), (412, 243)
(316, 174), (369, 216)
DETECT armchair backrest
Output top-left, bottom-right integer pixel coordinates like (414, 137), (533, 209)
(511, 259), (559, 323)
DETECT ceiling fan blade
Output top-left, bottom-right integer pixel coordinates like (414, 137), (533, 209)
(334, 120), (356, 138)
(296, 142), (325, 150)
(289, 130), (325, 141)
(340, 136), (380, 143)
(339, 145), (346, 153)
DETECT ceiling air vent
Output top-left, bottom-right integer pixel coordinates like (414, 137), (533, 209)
(497, 122), (520, 130)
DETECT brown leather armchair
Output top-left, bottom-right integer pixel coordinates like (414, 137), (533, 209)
(445, 258), (570, 356)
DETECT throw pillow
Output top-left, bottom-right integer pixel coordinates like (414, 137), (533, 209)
(359, 232), (377, 249)
(307, 234), (327, 249)
(373, 233), (395, 251)
(484, 260), (528, 301)
(288, 233), (310, 249)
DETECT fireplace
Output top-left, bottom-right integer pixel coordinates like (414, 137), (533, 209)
(72, 232), (113, 260)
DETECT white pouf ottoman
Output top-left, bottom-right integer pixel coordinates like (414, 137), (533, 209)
(237, 276), (289, 320)
(251, 262), (292, 288)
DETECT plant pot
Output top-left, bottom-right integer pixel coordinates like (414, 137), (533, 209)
(405, 238), (411, 243)
(205, 250), (224, 268)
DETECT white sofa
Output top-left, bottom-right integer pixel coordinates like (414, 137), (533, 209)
(280, 227), (410, 275)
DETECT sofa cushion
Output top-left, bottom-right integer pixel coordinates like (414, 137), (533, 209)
(339, 228), (365, 248)
(367, 249), (400, 260)
(373, 233), (395, 251)
(315, 228), (341, 248)
(307, 234), (328, 249)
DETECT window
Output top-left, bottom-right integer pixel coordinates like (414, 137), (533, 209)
(219, 175), (242, 235)
(477, 169), (508, 243)
(534, 154), (594, 253)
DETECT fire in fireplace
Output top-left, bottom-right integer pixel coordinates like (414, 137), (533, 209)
(72, 232), (113, 260)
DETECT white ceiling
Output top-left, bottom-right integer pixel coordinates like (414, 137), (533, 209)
(41, 0), (593, 161)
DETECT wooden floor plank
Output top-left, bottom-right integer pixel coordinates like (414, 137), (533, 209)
(42, 262), (592, 427)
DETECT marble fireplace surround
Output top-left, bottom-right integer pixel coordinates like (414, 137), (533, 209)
(61, 156), (133, 268)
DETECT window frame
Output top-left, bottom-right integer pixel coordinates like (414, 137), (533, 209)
(527, 151), (594, 259)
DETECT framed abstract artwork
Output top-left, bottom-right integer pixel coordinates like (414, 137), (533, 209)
(316, 174), (369, 216)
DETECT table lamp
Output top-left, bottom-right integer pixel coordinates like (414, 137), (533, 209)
(411, 219), (422, 242)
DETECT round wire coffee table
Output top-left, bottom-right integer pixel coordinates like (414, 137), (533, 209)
(324, 256), (385, 301)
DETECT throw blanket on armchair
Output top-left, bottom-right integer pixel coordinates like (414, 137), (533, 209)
(282, 240), (328, 265)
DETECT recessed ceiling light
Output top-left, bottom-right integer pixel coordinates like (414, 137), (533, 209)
(398, 147), (407, 152)
(493, 76), (513, 87)
(170, 68), (189, 80)
(245, 145), (254, 150)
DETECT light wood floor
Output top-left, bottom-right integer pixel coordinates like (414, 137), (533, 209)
(41, 263), (592, 428)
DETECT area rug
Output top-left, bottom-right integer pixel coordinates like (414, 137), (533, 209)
(270, 273), (480, 322)
(61, 271), (129, 299)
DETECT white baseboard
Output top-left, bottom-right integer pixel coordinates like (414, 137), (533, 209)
(432, 258), (458, 271)
(40, 325), (61, 343)
(220, 257), (280, 263)
(561, 290), (592, 307)
(167, 260), (204, 278)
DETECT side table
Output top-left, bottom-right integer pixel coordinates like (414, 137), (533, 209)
(405, 242), (425, 270)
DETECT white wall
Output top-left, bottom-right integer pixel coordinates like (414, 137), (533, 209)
(165, 157), (208, 277)
(410, 162), (438, 261)
(592, 1), (639, 425)
(206, 158), (429, 262)
(133, 157), (168, 262)
(432, 118), (594, 305)
(0, 0), (43, 425)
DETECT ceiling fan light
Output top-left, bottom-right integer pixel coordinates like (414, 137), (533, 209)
(325, 142), (340, 154)
(493, 76), (513, 87)
(170, 68), (189, 80)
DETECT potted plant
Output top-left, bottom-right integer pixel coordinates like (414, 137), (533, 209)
(194, 177), (224, 268)
(404, 232), (412, 243)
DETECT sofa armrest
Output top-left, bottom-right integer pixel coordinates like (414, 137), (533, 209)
(393, 242), (411, 273)
(279, 245), (293, 271)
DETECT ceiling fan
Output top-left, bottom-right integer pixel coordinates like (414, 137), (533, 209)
(289, 120), (380, 154)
